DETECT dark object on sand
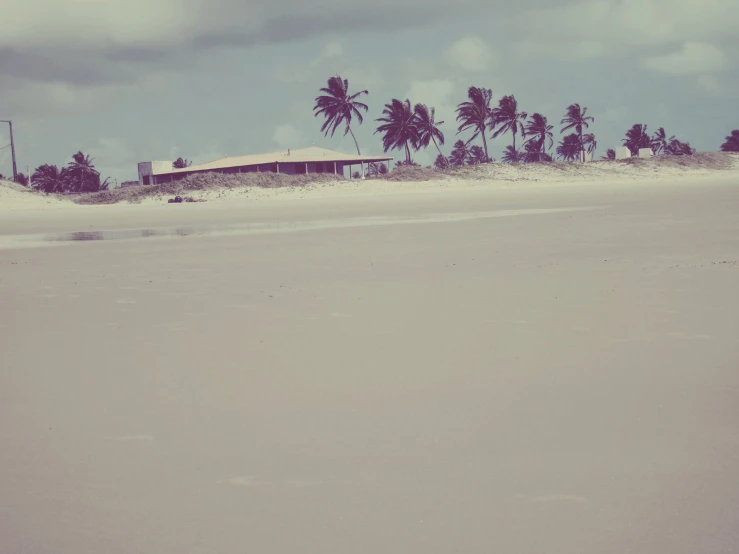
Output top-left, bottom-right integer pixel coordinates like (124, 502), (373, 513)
(168, 195), (205, 203)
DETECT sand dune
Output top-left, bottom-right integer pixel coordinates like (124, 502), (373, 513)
(0, 179), (79, 211)
(2, 153), (737, 211)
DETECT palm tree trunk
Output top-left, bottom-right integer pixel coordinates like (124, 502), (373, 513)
(432, 137), (445, 165)
(540, 133), (546, 161)
(481, 126), (489, 162)
(579, 129), (584, 162)
(348, 126), (361, 156)
(512, 131), (516, 154)
(347, 126), (364, 177)
(404, 142), (411, 165)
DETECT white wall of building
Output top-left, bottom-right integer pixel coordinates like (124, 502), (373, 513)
(138, 161), (173, 184)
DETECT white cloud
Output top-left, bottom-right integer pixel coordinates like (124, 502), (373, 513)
(641, 42), (729, 76)
(322, 41), (343, 58)
(275, 40), (345, 82)
(273, 124), (307, 149)
(403, 79), (457, 133)
(516, 39), (606, 62)
(600, 106), (629, 123)
(272, 66), (313, 83)
(0, 72), (171, 118)
(0, 0), (197, 51)
(340, 62), (384, 90)
(697, 74), (721, 92)
(443, 35), (498, 72)
(511, 0), (739, 62)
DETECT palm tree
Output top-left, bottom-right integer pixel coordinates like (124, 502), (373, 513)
(456, 86), (493, 162)
(720, 130), (739, 152)
(560, 104), (594, 162)
(557, 133), (581, 161)
(623, 124), (652, 155)
(313, 75), (369, 156)
(524, 113), (553, 162)
(582, 133), (597, 160)
(600, 148), (616, 161)
(32, 164), (70, 193)
(502, 145), (524, 163)
(523, 139), (552, 163)
(491, 95), (528, 153)
(173, 157), (191, 169)
(666, 138), (695, 156)
(367, 162), (388, 177)
(651, 127), (674, 155)
(67, 151), (100, 192)
(468, 145), (489, 165)
(413, 104), (445, 160)
(375, 98), (419, 165)
(449, 140), (471, 167)
(434, 154), (449, 169)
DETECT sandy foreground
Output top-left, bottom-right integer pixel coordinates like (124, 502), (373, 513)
(2, 168), (739, 553)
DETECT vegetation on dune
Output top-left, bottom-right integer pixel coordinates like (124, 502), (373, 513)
(375, 98), (419, 165)
(173, 157), (192, 169)
(448, 140), (471, 167)
(502, 145), (524, 163)
(12, 151), (721, 204)
(456, 86), (494, 163)
(601, 148), (616, 161)
(560, 103), (594, 162)
(413, 104), (446, 164)
(30, 151), (108, 193)
(69, 171), (344, 204)
(524, 113), (554, 163)
(720, 130), (739, 153)
(557, 133), (582, 161)
(491, 94), (527, 156)
(623, 124), (652, 156)
(651, 127), (673, 155)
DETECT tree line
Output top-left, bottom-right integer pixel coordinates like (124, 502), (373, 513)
(313, 75), (738, 171)
(3, 152), (111, 193)
(2, 84), (737, 189)
(0, 154), (194, 192)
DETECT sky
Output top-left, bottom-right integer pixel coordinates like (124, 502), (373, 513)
(0, 0), (737, 184)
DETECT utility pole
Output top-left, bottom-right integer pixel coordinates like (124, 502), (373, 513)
(0, 120), (18, 182)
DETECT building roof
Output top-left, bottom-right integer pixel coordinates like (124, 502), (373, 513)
(158, 147), (393, 175)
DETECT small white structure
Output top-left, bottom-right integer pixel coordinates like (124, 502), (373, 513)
(638, 148), (654, 158)
(615, 147), (632, 160)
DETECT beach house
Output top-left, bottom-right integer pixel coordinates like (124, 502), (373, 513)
(137, 147), (393, 185)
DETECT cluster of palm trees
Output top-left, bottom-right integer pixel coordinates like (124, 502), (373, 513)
(720, 130), (739, 153)
(597, 125), (697, 160)
(312, 75), (737, 172)
(313, 77), (600, 169)
(31, 151), (109, 193)
(621, 124), (694, 157)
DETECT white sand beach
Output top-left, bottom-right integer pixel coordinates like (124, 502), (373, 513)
(2, 160), (739, 553)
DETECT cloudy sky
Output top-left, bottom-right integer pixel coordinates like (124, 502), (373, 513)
(1, 0), (737, 183)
